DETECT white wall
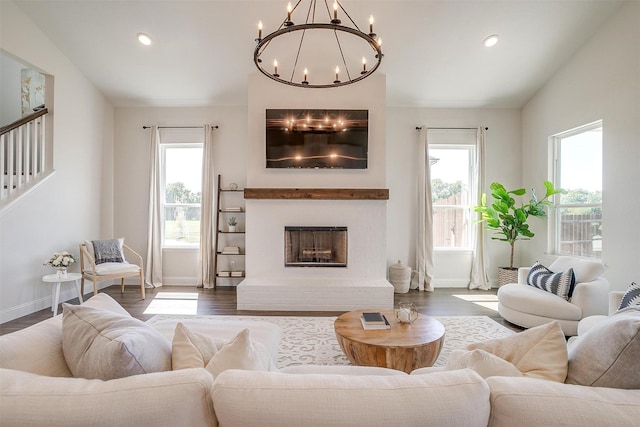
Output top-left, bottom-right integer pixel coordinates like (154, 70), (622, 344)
(521, 1), (640, 291)
(386, 107), (522, 287)
(113, 107), (247, 284)
(0, 2), (114, 322)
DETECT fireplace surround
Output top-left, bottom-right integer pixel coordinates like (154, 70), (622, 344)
(285, 226), (347, 267)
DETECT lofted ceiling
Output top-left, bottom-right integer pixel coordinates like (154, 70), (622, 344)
(11, 0), (623, 109)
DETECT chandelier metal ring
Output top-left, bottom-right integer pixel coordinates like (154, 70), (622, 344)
(253, 2), (383, 89)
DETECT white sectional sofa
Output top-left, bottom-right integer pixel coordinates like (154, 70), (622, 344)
(1, 294), (639, 427)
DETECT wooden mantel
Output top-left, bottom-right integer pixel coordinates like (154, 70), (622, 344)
(244, 188), (389, 200)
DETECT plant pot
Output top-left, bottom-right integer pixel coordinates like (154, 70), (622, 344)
(228, 225), (237, 232)
(56, 268), (68, 279)
(497, 267), (519, 287)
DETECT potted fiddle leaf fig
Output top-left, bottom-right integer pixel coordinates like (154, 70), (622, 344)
(474, 181), (564, 285)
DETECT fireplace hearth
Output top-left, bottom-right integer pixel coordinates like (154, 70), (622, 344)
(285, 226), (347, 267)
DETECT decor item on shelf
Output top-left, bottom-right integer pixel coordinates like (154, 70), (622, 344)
(253, 0), (383, 88)
(228, 217), (238, 232)
(228, 182), (238, 191)
(389, 260), (411, 294)
(474, 181), (564, 286)
(44, 251), (76, 278)
(395, 302), (418, 324)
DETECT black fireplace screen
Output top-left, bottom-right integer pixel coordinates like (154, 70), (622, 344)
(284, 226), (347, 267)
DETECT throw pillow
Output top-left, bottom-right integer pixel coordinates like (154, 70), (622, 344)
(526, 261), (576, 300)
(467, 320), (568, 382)
(91, 238), (125, 264)
(171, 322), (225, 370)
(618, 282), (640, 310)
(446, 349), (523, 379)
(566, 308), (640, 389)
(205, 328), (274, 378)
(62, 304), (171, 380)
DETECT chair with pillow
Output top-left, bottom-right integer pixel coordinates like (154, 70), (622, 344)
(79, 238), (145, 299)
(497, 256), (609, 336)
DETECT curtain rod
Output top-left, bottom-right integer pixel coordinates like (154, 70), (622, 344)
(415, 126), (488, 130)
(142, 125), (219, 130)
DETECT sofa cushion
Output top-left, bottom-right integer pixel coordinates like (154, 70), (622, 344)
(84, 261), (140, 276)
(213, 368), (490, 427)
(467, 321), (568, 382)
(566, 308), (640, 389)
(618, 281), (640, 310)
(549, 255), (605, 284)
(526, 261), (575, 300)
(487, 376), (640, 427)
(0, 367), (216, 427)
(446, 349), (523, 379)
(62, 304), (171, 380)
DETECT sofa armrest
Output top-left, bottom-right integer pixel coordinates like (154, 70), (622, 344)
(570, 277), (610, 317)
(486, 376), (640, 427)
(517, 267), (531, 284)
(0, 368), (216, 427)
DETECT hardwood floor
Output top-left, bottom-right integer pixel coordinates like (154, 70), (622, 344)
(0, 285), (522, 335)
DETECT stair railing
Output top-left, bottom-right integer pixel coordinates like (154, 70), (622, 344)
(0, 108), (49, 207)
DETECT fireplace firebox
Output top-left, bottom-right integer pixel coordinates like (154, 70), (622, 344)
(285, 226), (347, 267)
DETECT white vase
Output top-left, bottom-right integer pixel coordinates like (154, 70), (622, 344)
(56, 268), (68, 279)
(228, 225), (237, 232)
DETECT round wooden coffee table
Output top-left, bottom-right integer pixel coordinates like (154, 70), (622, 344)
(334, 309), (445, 373)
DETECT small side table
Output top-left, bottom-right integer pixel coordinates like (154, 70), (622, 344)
(42, 272), (83, 316)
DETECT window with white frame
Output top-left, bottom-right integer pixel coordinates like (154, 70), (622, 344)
(161, 143), (203, 247)
(551, 121), (602, 258)
(428, 130), (476, 249)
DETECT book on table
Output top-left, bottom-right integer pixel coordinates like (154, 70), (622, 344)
(360, 312), (391, 330)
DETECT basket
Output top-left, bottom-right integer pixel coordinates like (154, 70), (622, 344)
(389, 260), (411, 293)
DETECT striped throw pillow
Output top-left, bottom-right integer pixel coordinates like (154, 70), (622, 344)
(618, 282), (640, 310)
(526, 261), (576, 301)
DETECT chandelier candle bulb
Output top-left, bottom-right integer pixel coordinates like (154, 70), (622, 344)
(369, 15), (374, 33)
(362, 57), (367, 74)
(286, 2), (292, 23)
(303, 67), (309, 84)
(334, 2), (338, 19)
(258, 21), (263, 39)
(334, 66), (340, 83)
(273, 59), (279, 76)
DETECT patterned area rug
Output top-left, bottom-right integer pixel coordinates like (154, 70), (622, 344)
(147, 315), (514, 369)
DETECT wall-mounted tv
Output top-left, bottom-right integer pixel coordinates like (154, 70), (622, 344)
(266, 109), (368, 169)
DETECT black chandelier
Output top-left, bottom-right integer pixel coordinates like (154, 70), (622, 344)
(254, 0), (383, 88)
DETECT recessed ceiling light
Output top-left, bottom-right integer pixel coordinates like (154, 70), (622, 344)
(137, 33), (152, 46)
(483, 34), (499, 48)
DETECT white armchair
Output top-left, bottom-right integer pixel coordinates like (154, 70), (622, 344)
(497, 256), (609, 336)
(79, 240), (145, 299)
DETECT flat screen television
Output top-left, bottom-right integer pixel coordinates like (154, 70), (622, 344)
(266, 109), (368, 169)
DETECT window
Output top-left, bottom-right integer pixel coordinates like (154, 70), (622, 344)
(551, 121), (602, 258)
(161, 144), (203, 247)
(429, 132), (476, 249)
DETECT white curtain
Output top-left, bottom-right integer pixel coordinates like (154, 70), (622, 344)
(469, 127), (491, 290)
(417, 129), (435, 291)
(197, 124), (215, 288)
(145, 126), (163, 287)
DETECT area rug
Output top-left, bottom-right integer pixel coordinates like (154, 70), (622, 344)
(147, 315), (514, 369)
